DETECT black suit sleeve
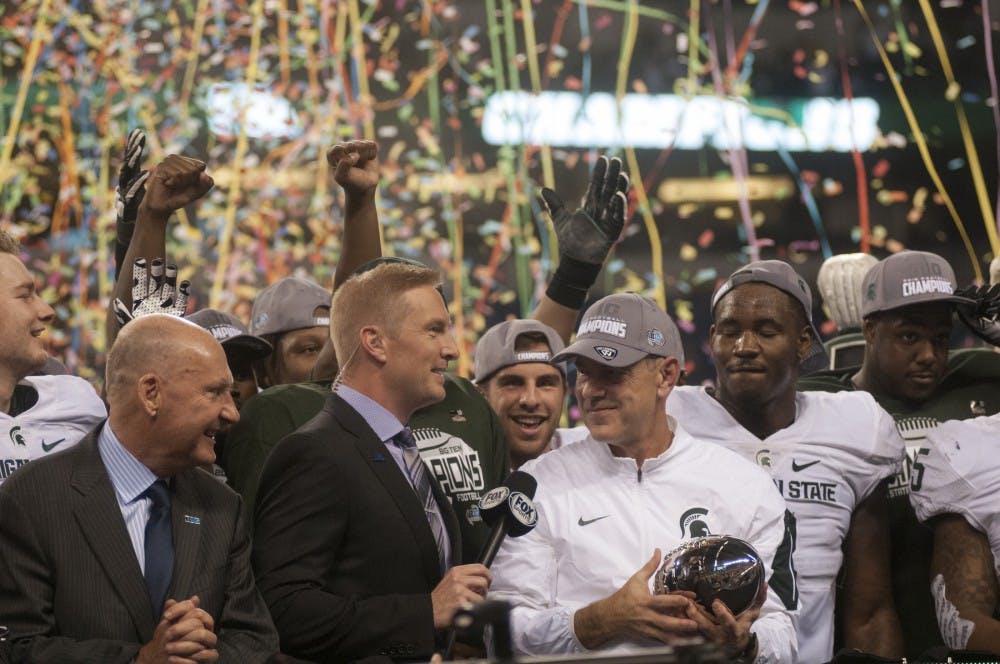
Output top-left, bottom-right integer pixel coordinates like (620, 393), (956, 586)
(252, 432), (436, 661)
(0, 490), (140, 664)
(214, 493), (281, 660)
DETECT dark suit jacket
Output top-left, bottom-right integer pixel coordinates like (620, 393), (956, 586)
(252, 393), (462, 663)
(0, 429), (279, 663)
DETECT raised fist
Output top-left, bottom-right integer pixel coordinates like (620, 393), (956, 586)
(326, 140), (380, 197)
(140, 155), (214, 219)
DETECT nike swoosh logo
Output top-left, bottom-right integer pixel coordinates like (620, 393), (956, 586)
(578, 515), (610, 527)
(41, 438), (66, 453)
(791, 459), (820, 472)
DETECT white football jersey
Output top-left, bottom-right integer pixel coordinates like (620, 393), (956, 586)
(490, 418), (798, 663)
(0, 375), (107, 484)
(909, 413), (1000, 580)
(666, 386), (904, 664)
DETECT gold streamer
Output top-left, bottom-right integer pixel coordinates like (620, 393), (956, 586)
(917, 0), (999, 257)
(210, 0), (267, 307)
(0, 0), (52, 188)
(617, 1), (665, 308)
(853, 0), (982, 282)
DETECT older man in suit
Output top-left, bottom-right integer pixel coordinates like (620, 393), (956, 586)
(0, 314), (278, 663)
(253, 262), (492, 662)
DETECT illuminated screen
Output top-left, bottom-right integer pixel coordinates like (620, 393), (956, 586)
(0, 0), (997, 385)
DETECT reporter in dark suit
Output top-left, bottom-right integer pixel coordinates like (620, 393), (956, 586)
(253, 262), (492, 662)
(0, 314), (279, 663)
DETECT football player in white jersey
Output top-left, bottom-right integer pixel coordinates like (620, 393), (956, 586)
(666, 261), (905, 663)
(909, 413), (1000, 651)
(0, 230), (106, 483)
(489, 293), (797, 662)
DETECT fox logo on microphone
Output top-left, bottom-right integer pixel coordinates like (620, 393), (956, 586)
(508, 492), (538, 530)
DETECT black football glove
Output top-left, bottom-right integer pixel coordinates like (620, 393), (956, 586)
(540, 156), (629, 308)
(955, 283), (1000, 346)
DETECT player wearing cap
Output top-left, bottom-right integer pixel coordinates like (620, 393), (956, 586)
(661, 260), (906, 662)
(249, 276), (332, 388)
(473, 319), (569, 469)
(800, 250), (1000, 657)
(0, 230), (106, 485)
(907, 413), (1000, 653)
(186, 308), (273, 412)
(489, 293), (797, 662)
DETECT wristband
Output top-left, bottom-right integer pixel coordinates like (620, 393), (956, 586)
(545, 255), (602, 309)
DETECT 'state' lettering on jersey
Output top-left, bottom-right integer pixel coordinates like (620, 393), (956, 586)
(774, 479), (837, 503)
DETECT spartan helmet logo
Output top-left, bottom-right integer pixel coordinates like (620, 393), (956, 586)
(679, 507), (711, 538)
(8, 426), (25, 447)
(755, 449), (773, 468)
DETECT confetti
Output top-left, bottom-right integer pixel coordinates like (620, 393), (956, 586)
(0, 0), (995, 387)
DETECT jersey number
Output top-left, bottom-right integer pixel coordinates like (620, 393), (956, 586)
(910, 448), (930, 492)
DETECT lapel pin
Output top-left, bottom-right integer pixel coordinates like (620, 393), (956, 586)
(373, 453), (385, 462)
(184, 515), (201, 525)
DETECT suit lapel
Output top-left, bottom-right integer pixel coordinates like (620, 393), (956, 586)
(330, 394), (444, 587)
(71, 434), (157, 640)
(168, 471), (203, 602)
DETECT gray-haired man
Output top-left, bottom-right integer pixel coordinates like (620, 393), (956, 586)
(489, 293), (796, 661)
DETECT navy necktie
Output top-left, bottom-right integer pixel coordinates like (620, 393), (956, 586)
(142, 479), (174, 617)
(393, 428), (449, 574)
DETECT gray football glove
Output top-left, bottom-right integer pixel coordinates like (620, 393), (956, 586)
(113, 258), (191, 326)
(955, 284), (1000, 346)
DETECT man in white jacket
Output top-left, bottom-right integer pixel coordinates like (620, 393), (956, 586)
(489, 293), (797, 663)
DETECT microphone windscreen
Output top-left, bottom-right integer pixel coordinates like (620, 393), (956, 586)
(478, 471), (538, 527)
(504, 470), (537, 499)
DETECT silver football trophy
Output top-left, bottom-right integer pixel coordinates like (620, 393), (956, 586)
(653, 535), (764, 616)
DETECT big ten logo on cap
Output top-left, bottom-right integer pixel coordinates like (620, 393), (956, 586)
(508, 492), (538, 528)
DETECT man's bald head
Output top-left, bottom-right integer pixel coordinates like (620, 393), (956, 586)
(106, 314), (239, 477)
(106, 314), (223, 404)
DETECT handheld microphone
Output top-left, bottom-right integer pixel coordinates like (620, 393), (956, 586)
(442, 472), (538, 660)
(476, 470), (538, 568)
